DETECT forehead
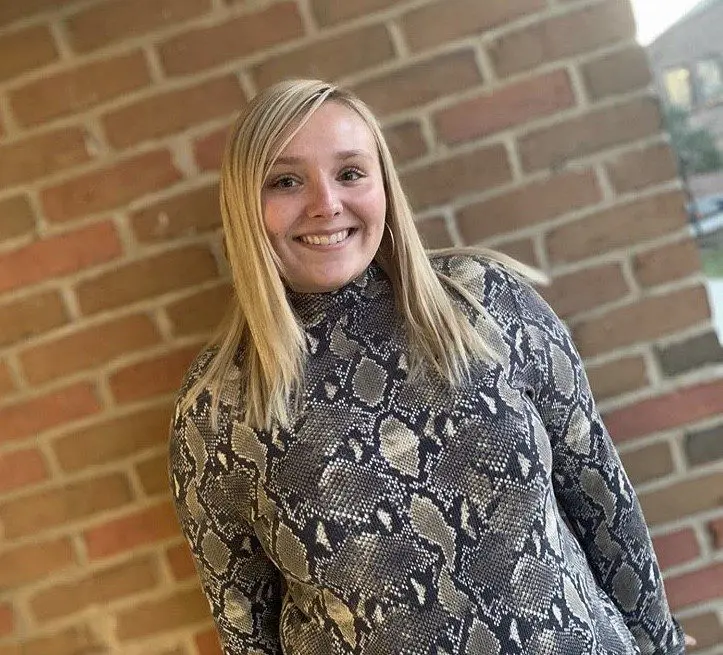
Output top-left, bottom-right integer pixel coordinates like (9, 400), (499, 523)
(278, 100), (378, 156)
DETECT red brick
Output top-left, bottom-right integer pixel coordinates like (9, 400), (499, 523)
(679, 612), (723, 652)
(8, 624), (100, 655)
(0, 360), (16, 399)
(352, 49), (482, 118)
(159, 2), (304, 76)
(709, 516), (723, 549)
(30, 556), (160, 622)
(401, 0), (546, 52)
(253, 24), (394, 89)
(582, 45), (652, 100)
(384, 121), (427, 165)
(0, 604), (12, 638)
(75, 244), (218, 315)
(587, 355), (648, 401)
(633, 239), (702, 288)
(488, 0), (636, 77)
(435, 69), (575, 145)
(605, 379), (723, 442)
(116, 589), (209, 641)
(10, 51), (151, 127)
(0, 538), (75, 588)
(109, 344), (201, 404)
(606, 143), (679, 194)
(66, 0), (211, 53)
(542, 263), (628, 319)
(0, 221), (122, 294)
(20, 313), (160, 385)
(0, 382), (100, 445)
(41, 150), (182, 223)
(0, 290), (68, 348)
(85, 502), (178, 559)
(639, 472), (723, 526)
(416, 217), (454, 249)
(619, 442), (674, 486)
(0, 448), (48, 494)
(0, 195), (35, 242)
(401, 145), (512, 211)
(547, 191), (688, 265)
(194, 126), (230, 172)
(665, 563), (723, 610)
(309, 0), (392, 26)
(165, 283), (231, 337)
(195, 629), (223, 655)
(53, 402), (173, 472)
(166, 542), (195, 580)
(0, 24), (57, 81)
(130, 182), (220, 243)
(0, 127), (92, 189)
(518, 96), (662, 173)
(457, 169), (600, 243)
(136, 453), (170, 496)
(103, 75), (245, 149)
(0, 473), (133, 539)
(573, 285), (710, 358)
(652, 529), (700, 571)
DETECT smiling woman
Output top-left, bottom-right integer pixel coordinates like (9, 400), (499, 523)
(168, 79), (687, 654)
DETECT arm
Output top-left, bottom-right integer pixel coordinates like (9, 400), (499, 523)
(169, 391), (283, 654)
(509, 277), (685, 655)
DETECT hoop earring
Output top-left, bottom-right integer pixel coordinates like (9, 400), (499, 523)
(385, 223), (396, 255)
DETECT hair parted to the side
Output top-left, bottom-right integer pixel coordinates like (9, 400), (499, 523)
(181, 78), (545, 430)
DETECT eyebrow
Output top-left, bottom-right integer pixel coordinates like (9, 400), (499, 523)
(272, 150), (375, 166)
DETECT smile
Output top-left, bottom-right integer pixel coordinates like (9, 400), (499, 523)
(297, 229), (353, 246)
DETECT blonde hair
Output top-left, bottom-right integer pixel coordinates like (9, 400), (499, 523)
(182, 79), (544, 429)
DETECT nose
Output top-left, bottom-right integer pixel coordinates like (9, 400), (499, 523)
(306, 177), (342, 219)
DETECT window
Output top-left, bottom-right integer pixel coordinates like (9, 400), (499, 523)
(696, 58), (723, 105)
(664, 67), (693, 109)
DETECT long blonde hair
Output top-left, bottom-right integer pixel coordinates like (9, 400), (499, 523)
(182, 79), (544, 429)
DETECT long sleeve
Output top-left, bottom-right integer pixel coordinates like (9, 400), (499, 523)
(168, 368), (283, 654)
(510, 277), (685, 655)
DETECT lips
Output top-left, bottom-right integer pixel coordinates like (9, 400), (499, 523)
(297, 228), (353, 246)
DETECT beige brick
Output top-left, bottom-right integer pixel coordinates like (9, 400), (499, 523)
(417, 217), (454, 249)
(9, 625), (100, 655)
(605, 143), (678, 194)
(0, 290), (68, 348)
(253, 24), (395, 89)
(10, 51), (151, 127)
(633, 238), (702, 288)
(165, 283), (232, 337)
(384, 121), (427, 165)
(402, 0), (546, 52)
(0, 539), (75, 588)
(587, 355), (648, 402)
(310, 0), (392, 26)
(457, 169), (600, 243)
(75, 244), (218, 315)
(353, 49), (482, 118)
(619, 442), (674, 486)
(0, 195), (35, 242)
(401, 145), (512, 211)
(136, 453), (171, 496)
(519, 96), (662, 173)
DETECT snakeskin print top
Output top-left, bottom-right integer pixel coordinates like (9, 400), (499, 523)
(169, 254), (684, 655)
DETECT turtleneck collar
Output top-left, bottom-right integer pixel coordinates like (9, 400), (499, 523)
(287, 261), (388, 326)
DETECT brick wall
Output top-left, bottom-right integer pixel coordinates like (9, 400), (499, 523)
(0, 0), (722, 653)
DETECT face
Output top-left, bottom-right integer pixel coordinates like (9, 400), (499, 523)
(262, 100), (387, 293)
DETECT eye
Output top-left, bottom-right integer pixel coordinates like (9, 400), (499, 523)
(339, 167), (365, 182)
(267, 175), (299, 190)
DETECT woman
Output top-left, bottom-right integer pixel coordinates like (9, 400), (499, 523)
(169, 79), (686, 654)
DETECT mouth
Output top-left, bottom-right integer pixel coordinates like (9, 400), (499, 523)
(296, 228), (355, 246)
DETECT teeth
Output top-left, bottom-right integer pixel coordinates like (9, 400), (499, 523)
(299, 229), (350, 245)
